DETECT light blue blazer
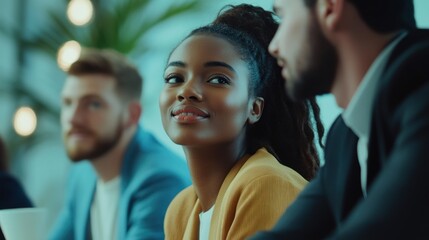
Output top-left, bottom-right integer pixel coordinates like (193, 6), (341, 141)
(49, 127), (190, 240)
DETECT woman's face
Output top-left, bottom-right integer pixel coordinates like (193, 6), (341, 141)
(159, 34), (257, 147)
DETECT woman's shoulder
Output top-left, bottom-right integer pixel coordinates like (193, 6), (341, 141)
(169, 185), (196, 205)
(235, 148), (308, 189)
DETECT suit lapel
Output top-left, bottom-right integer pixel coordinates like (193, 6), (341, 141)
(340, 134), (362, 220)
(76, 173), (96, 240)
(117, 129), (142, 239)
(325, 117), (362, 221)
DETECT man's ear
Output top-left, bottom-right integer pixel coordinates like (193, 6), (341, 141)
(316, 0), (345, 32)
(125, 100), (142, 126)
(248, 97), (264, 125)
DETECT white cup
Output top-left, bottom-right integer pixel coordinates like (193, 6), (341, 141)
(0, 208), (47, 240)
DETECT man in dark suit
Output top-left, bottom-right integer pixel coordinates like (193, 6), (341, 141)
(250, 0), (429, 239)
(0, 137), (33, 240)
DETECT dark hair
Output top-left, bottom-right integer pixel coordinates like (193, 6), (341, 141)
(0, 136), (8, 171)
(68, 48), (143, 101)
(304, 0), (416, 33)
(186, 4), (324, 180)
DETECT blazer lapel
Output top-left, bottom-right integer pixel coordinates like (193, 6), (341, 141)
(76, 173), (96, 240)
(325, 117), (362, 221)
(117, 129), (141, 239)
(340, 139), (362, 221)
(210, 154), (250, 240)
(182, 198), (202, 240)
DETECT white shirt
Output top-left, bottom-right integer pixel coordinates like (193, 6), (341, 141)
(199, 206), (214, 240)
(342, 33), (406, 197)
(91, 176), (121, 240)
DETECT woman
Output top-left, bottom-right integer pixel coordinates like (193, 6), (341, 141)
(159, 4), (324, 240)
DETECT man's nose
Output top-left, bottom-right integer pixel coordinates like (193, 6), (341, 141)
(268, 32), (280, 58)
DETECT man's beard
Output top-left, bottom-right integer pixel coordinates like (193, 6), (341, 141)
(64, 124), (123, 162)
(287, 18), (338, 101)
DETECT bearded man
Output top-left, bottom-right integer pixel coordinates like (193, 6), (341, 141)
(50, 49), (190, 240)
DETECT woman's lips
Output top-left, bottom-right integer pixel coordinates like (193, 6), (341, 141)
(171, 105), (209, 123)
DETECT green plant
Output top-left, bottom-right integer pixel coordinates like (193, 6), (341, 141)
(0, 0), (201, 162)
(29, 0), (201, 58)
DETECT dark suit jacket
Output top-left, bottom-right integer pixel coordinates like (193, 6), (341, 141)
(250, 30), (429, 239)
(0, 172), (33, 240)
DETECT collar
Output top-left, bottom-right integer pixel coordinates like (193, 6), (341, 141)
(119, 126), (149, 186)
(342, 32), (407, 138)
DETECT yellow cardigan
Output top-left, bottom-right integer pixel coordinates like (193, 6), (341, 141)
(164, 148), (308, 240)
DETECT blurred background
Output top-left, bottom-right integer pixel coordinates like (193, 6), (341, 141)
(0, 0), (428, 231)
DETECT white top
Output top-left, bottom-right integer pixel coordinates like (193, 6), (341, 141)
(91, 176), (121, 240)
(199, 206), (214, 240)
(342, 33), (406, 197)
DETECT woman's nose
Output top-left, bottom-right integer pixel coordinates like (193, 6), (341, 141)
(177, 79), (203, 102)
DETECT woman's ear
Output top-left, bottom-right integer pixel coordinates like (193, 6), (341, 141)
(248, 97), (264, 125)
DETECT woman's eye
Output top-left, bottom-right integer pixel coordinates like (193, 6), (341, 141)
(208, 76), (230, 85)
(164, 75), (183, 84)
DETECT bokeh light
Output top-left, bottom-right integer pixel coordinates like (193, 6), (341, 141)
(67, 0), (94, 26)
(13, 107), (38, 137)
(57, 40), (82, 71)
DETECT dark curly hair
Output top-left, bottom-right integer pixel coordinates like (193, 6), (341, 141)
(183, 4), (325, 180)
